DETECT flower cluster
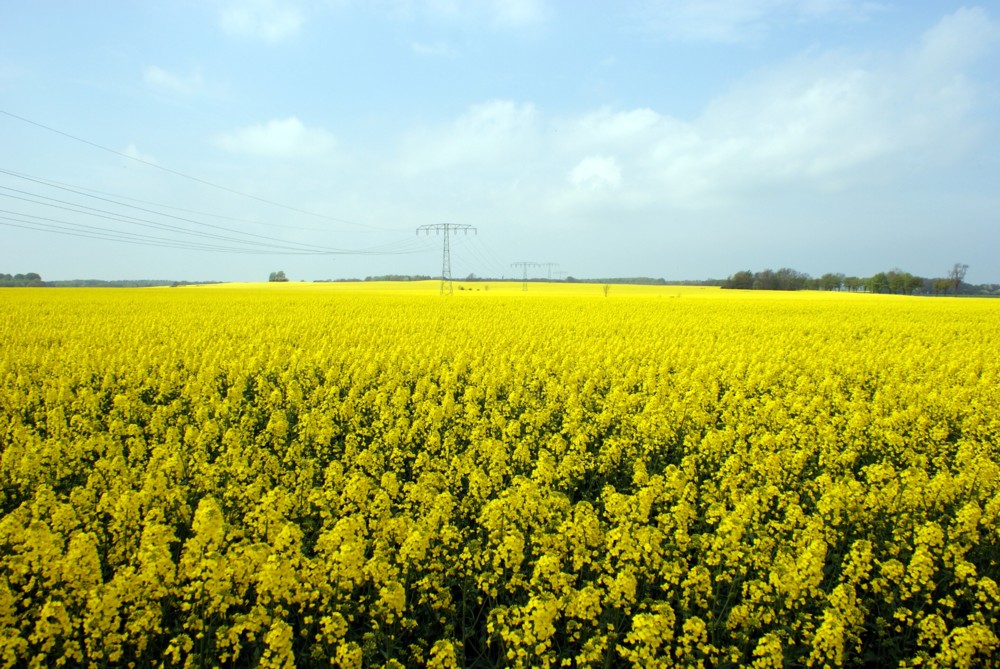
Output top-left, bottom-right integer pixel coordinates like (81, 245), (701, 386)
(1, 284), (998, 667)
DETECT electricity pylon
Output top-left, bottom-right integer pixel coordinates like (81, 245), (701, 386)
(540, 262), (559, 281)
(417, 223), (476, 295)
(511, 261), (541, 291)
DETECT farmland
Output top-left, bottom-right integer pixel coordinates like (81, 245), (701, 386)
(1, 283), (999, 667)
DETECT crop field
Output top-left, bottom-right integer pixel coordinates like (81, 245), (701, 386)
(1, 282), (999, 668)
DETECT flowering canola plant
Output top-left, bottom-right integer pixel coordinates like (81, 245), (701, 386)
(1, 282), (999, 668)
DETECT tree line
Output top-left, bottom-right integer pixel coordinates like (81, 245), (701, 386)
(1, 273), (211, 288)
(721, 264), (999, 296)
(0, 272), (42, 286)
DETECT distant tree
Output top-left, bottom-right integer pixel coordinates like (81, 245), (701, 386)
(819, 273), (844, 291)
(775, 268), (809, 291)
(888, 269), (911, 294)
(933, 278), (953, 295)
(723, 270), (754, 289)
(721, 268), (810, 291)
(719, 267), (949, 294)
(868, 272), (890, 294)
(364, 274), (433, 282)
(948, 263), (968, 295)
(754, 269), (776, 290)
(0, 272), (42, 286)
(269, 271), (289, 282)
(843, 276), (863, 292)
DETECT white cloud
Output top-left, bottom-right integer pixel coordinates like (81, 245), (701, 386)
(555, 107), (682, 156)
(399, 100), (539, 174)
(143, 65), (207, 96)
(214, 117), (336, 158)
(916, 5), (998, 72)
(633, 0), (885, 43)
(693, 60), (895, 184)
(220, 0), (304, 43)
(411, 40), (458, 57)
(569, 156), (623, 190)
(486, 0), (549, 27)
(562, 7), (995, 207)
(385, 0), (549, 28)
(398, 7), (997, 217)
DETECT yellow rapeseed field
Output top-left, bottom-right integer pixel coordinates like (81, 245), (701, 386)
(1, 282), (999, 668)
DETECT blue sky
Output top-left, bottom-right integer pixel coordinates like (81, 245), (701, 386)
(2, 1), (998, 283)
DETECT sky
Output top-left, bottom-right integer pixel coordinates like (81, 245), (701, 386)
(2, 1), (999, 283)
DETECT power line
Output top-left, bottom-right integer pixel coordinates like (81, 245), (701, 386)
(469, 236), (508, 278)
(0, 214), (329, 254)
(0, 108), (401, 232)
(0, 170), (434, 256)
(449, 234), (504, 280)
(0, 110), (500, 270)
(0, 188), (434, 256)
(0, 180), (418, 255)
(0, 167), (382, 235)
(0, 187), (344, 254)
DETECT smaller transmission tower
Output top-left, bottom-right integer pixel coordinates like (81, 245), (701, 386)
(540, 262), (559, 281)
(511, 261), (542, 291)
(417, 223), (476, 295)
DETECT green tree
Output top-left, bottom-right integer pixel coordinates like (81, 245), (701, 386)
(722, 271), (754, 289)
(905, 274), (924, 295)
(933, 278), (952, 294)
(268, 271), (289, 282)
(768, 268), (809, 291)
(0, 272), (42, 286)
(868, 272), (890, 294)
(843, 276), (863, 292)
(888, 270), (910, 294)
(819, 273), (844, 291)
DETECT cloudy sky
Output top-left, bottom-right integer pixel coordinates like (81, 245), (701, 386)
(2, 1), (998, 283)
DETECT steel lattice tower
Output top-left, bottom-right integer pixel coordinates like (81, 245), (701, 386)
(511, 261), (542, 291)
(417, 223), (476, 295)
(540, 262), (559, 281)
